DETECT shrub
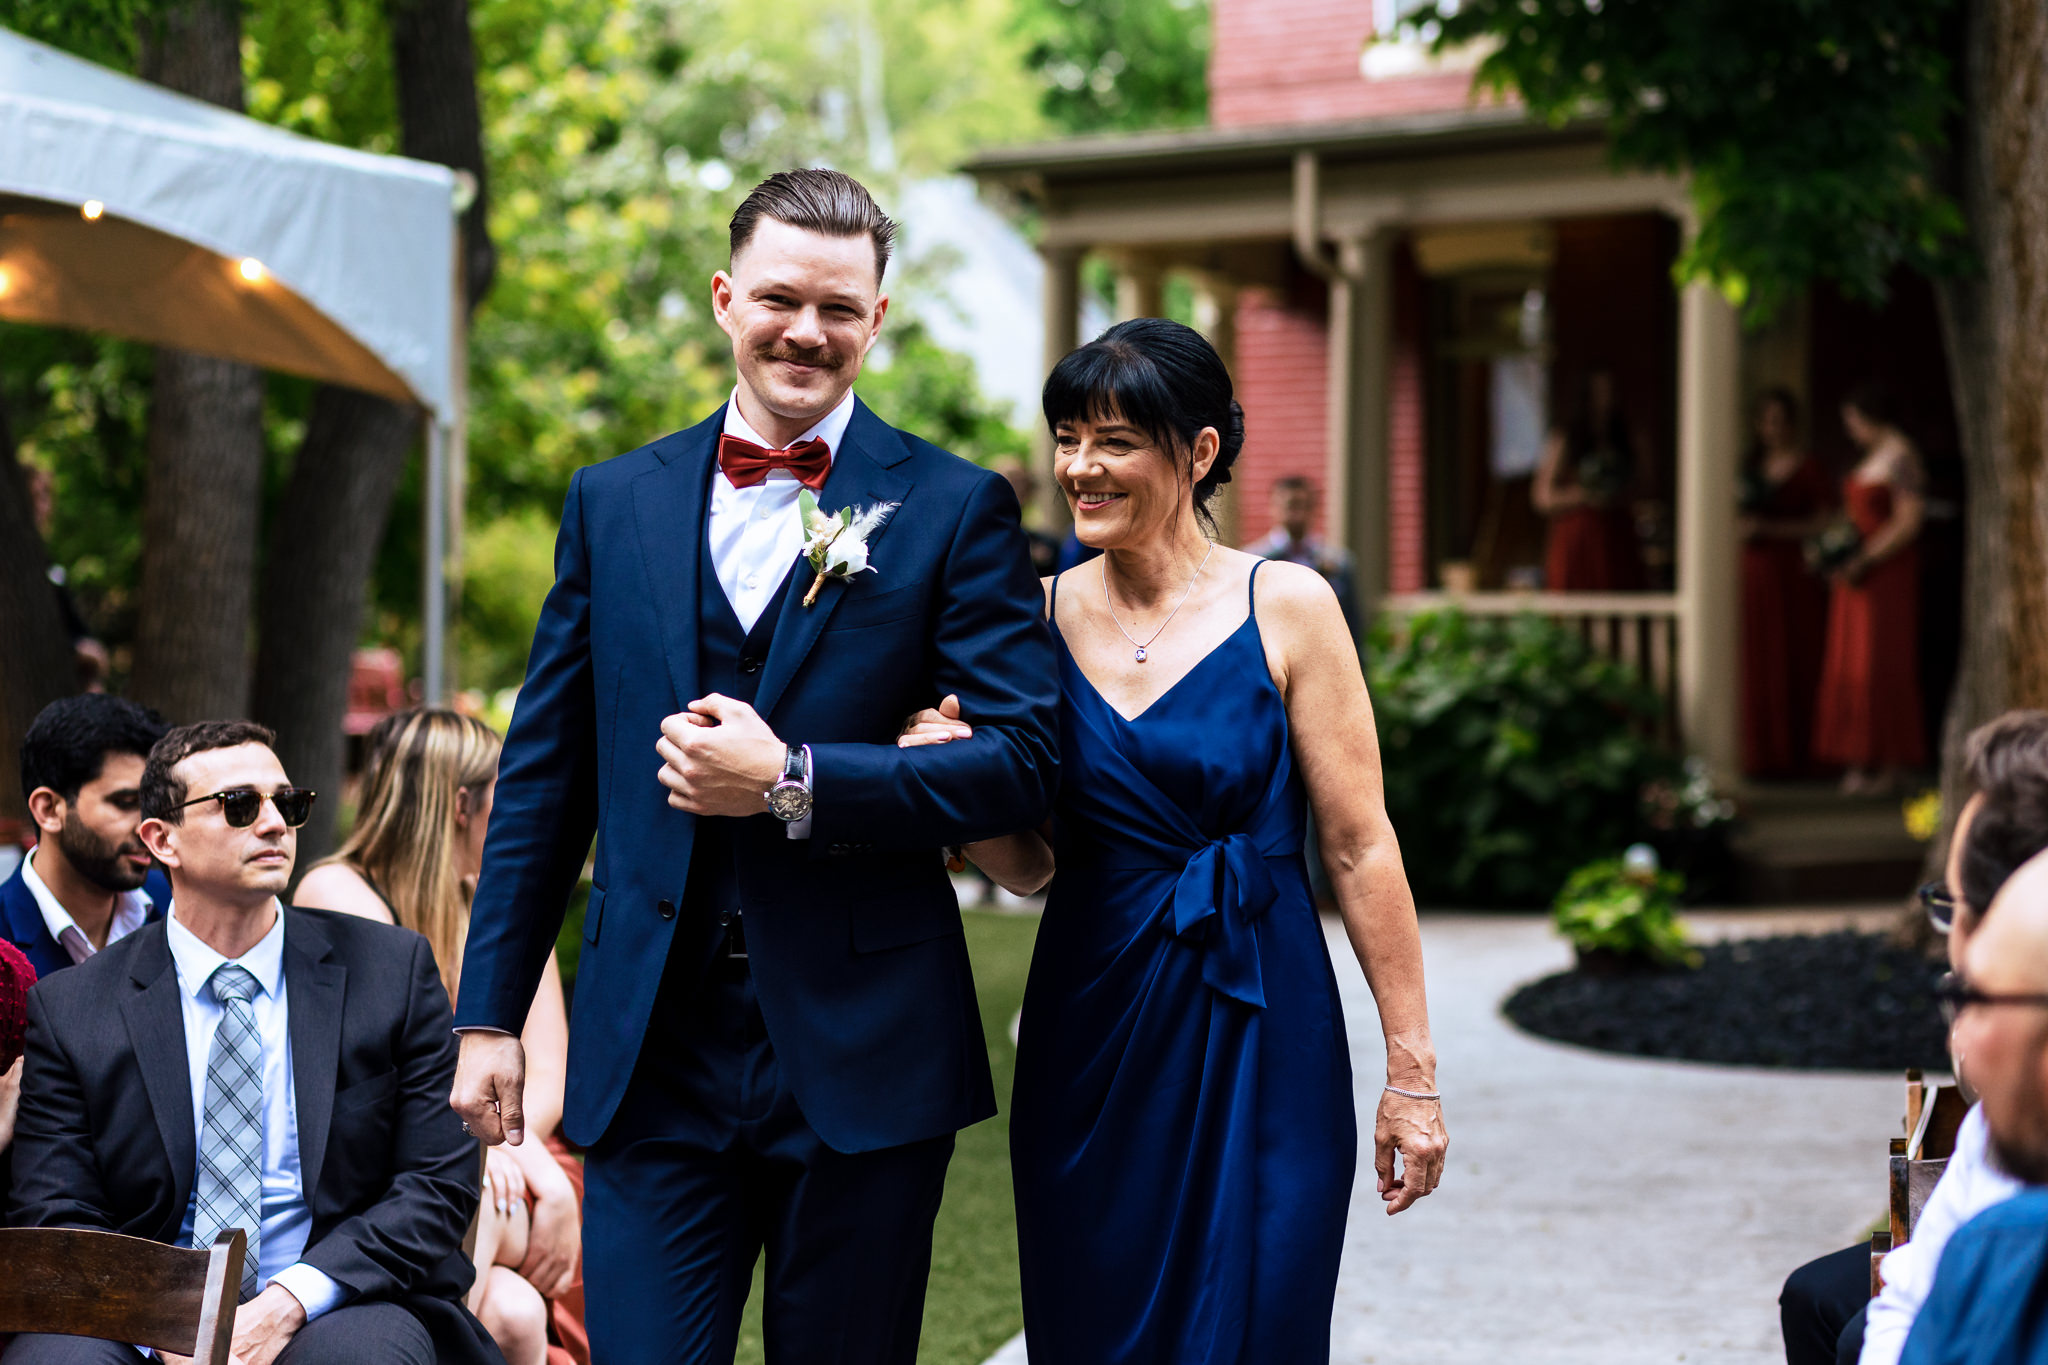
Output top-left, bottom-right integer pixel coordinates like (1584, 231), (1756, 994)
(1550, 853), (1698, 969)
(1368, 608), (1677, 906)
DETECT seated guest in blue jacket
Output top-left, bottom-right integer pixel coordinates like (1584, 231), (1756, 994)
(1902, 851), (2048, 1365)
(5, 721), (500, 1365)
(2, 695), (170, 977)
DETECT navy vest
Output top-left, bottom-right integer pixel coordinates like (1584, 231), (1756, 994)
(683, 522), (797, 925)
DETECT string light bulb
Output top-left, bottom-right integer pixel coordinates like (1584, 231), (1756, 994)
(0, 266), (11, 297)
(80, 200), (104, 221)
(237, 257), (268, 284)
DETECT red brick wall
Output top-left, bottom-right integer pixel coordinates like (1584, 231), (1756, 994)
(1233, 285), (1330, 546)
(1210, 0), (1479, 128)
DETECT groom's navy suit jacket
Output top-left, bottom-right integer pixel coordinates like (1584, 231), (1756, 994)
(456, 399), (1060, 1154)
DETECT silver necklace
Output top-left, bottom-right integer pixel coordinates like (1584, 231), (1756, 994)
(1102, 541), (1215, 664)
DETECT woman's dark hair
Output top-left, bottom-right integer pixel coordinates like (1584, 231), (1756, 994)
(1564, 367), (1630, 461)
(1042, 317), (1245, 532)
(1842, 380), (1895, 430)
(1743, 386), (1803, 475)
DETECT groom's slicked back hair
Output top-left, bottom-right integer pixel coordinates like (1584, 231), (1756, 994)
(729, 168), (897, 283)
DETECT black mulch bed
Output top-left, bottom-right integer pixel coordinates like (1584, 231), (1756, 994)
(1503, 930), (1951, 1071)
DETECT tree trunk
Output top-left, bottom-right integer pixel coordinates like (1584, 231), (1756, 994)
(1930, 0), (2048, 866)
(0, 394), (79, 827)
(250, 0), (495, 863)
(128, 0), (267, 725)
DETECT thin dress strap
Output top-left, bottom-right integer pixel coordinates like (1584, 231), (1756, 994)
(1248, 556), (1264, 613)
(1048, 569), (1062, 625)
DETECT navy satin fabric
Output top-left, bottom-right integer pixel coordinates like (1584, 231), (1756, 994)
(1012, 571), (1357, 1364)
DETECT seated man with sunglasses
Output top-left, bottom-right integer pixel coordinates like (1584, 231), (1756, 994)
(1780, 711), (2048, 1365)
(4, 721), (501, 1365)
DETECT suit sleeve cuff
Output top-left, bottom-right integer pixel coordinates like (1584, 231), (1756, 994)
(272, 1262), (350, 1322)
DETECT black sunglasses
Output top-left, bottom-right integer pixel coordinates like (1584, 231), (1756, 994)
(1933, 971), (2048, 1029)
(1919, 880), (1957, 934)
(173, 787), (317, 829)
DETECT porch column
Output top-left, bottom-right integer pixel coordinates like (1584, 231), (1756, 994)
(1038, 243), (1084, 534)
(1675, 277), (1742, 778)
(1112, 250), (1165, 320)
(1192, 273), (1241, 544)
(1326, 230), (1393, 612)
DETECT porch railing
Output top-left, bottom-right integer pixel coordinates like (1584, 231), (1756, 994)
(1377, 591), (1686, 745)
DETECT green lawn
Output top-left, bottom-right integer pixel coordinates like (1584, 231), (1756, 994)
(731, 909), (1040, 1364)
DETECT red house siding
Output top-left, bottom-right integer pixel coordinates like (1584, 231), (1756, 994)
(1233, 286), (1330, 545)
(1209, 0), (1477, 128)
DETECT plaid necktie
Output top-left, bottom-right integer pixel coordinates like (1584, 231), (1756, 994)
(192, 963), (263, 1299)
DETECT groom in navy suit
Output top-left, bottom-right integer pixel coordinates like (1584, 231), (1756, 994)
(450, 168), (1060, 1364)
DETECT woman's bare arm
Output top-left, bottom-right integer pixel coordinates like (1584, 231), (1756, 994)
(1530, 431), (1577, 515)
(1259, 560), (1446, 1214)
(293, 863), (395, 923)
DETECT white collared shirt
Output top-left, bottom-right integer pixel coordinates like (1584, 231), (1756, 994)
(710, 388), (855, 631)
(164, 904), (345, 1321)
(21, 845), (152, 964)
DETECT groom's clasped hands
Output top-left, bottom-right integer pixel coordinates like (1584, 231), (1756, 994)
(656, 693), (789, 816)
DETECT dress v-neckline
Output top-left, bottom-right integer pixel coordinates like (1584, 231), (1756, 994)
(1060, 614), (1256, 725)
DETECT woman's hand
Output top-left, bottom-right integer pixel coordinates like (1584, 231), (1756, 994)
(0, 1056), (21, 1153)
(484, 1144), (528, 1219)
(513, 1142), (582, 1299)
(898, 694), (974, 748)
(1374, 1089), (1447, 1215)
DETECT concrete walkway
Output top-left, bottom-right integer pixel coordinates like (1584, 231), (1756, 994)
(985, 910), (1911, 1365)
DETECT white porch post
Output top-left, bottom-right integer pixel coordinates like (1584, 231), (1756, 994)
(1112, 249), (1165, 321)
(1326, 230), (1393, 611)
(1675, 275), (1742, 777)
(1039, 244), (1084, 534)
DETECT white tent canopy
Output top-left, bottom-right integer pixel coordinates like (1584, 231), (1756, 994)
(0, 26), (458, 415)
(0, 26), (464, 693)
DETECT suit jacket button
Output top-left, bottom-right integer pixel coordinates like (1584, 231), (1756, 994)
(738, 657), (762, 675)
(657, 899), (676, 920)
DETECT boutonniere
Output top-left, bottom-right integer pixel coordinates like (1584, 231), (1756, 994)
(798, 489), (899, 606)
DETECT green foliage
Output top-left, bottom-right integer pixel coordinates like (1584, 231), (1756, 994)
(1551, 857), (1697, 969)
(1409, 0), (1965, 321)
(0, 0), (169, 67)
(1368, 609), (1676, 907)
(1011, 0), (1209, 134)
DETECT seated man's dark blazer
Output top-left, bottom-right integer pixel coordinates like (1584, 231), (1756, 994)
(0, 857), (171, 981)
(8, 906), (500, 1364)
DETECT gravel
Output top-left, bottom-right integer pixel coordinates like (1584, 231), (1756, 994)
(1503, 930), (1951, 1071)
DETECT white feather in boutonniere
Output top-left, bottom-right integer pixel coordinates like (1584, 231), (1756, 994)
(798, 488), (899, 606)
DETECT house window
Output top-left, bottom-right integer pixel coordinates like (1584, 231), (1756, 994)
(1365, 0), (1473, 79)
(1373, 0), (1454, 39)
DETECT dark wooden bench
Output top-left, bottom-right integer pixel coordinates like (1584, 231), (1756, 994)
(0, 1227), (243, 1364)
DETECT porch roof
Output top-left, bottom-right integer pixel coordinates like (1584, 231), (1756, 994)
(963, 106), (1605, 190)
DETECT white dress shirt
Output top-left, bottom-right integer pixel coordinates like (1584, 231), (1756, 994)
(165, 905), (346, 1321)
(1861, 1102), (2024, 1365)
(711, 388), (855, 631)
(21, 845), (152, 964)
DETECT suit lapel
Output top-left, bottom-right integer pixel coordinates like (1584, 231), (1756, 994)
(632, 410), (722, 709)
(284, 910), (346, 1204)
(752, 401), (915, 721)
(120, 923), (196, 1218)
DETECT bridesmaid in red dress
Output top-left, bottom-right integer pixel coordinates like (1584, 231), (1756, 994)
(1535, 369), (1645, 590)
(1813, 384), (1928, 792)
(1740, 388), (1834, 777)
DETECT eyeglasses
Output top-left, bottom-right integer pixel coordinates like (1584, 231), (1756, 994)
(1919, 880), (1957, 934)
(172, 787), (317, 829)
(1933, 971), (2048, 1029)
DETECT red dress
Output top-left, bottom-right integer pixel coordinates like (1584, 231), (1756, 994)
(1545, 449), (1643, 590)
(1741, 460), (1833, 777)
(1813, 478), (1925, 770)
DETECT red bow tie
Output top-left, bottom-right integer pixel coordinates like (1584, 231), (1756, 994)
(717, 433), (832, 491)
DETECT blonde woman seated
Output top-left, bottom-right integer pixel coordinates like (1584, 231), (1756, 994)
(297, 709), (580, 1365)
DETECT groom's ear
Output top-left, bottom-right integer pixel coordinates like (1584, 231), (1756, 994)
(711, 270), (737, 337)
(862, 292), (890, 356)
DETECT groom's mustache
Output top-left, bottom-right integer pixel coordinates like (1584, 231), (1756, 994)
(759, 346), (843, 370)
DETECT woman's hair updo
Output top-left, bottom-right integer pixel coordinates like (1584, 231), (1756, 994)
(1042, 317), (1246, 531)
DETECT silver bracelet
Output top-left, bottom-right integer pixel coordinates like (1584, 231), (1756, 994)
(1384, 1084), (1442, 1102)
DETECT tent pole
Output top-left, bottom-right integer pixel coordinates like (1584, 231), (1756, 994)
(423, 415), (447, 703)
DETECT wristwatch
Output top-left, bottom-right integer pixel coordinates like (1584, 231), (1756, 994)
(765, 743), (813, 822)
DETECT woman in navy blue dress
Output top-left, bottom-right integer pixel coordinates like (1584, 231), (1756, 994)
(904, 319), (1446, 1362)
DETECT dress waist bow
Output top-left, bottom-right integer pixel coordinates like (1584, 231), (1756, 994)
(1105, 830), (1284, 1009)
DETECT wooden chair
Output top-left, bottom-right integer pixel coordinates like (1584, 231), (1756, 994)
(1872, 1069), (1969, 1294)
(0, 1227), (243, 1364)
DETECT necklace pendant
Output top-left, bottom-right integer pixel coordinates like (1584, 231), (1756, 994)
(1134, 646), (1148, 663)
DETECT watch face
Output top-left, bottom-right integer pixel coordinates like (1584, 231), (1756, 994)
(766, 782), (813, 822)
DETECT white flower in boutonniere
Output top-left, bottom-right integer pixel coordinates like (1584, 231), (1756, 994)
(798, 488), (899, 606)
